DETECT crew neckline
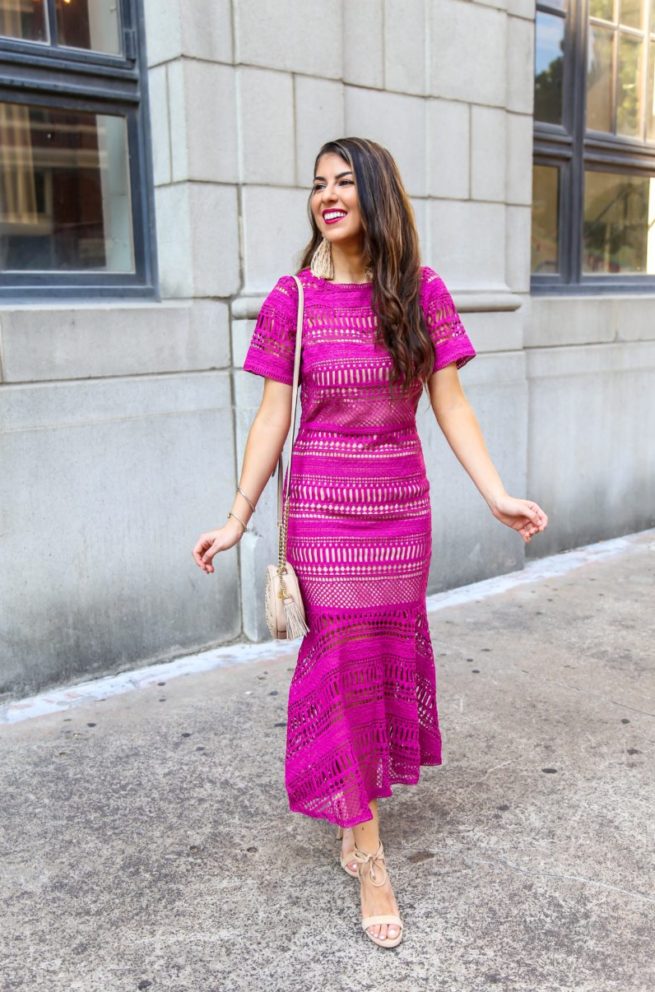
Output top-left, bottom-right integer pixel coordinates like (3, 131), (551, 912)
(311, 272), (373, 288)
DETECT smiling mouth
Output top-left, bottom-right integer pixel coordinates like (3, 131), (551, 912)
(323, 211), (347, 224)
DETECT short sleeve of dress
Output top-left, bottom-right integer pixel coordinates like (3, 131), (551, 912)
(421, 265), (477, 373)
(242, 274), (299, 385)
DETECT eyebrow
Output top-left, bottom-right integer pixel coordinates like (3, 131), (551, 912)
(313, 170), (353, 181)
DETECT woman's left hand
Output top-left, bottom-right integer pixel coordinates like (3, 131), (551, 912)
(490, 495), (549, 543)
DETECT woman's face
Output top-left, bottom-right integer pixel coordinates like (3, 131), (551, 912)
(310, 152), (364, 246)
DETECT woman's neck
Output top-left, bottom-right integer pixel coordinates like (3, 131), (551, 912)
(329, 244), (370, 283)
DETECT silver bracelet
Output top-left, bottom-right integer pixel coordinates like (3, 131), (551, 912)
(236, 485), (257, 513)
(227, 511), (248, 533)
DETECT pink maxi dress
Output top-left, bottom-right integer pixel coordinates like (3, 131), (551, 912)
(243, 265), (477, 828)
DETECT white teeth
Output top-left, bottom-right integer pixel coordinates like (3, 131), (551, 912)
(324, 211), (346, 220)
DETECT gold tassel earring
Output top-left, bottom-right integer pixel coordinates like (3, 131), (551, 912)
(310, 236), (334, 280)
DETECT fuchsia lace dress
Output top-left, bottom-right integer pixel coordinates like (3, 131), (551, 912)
(243, 265), (476, 827)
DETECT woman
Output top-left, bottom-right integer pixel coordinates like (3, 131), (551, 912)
(192, 137), (548, 949)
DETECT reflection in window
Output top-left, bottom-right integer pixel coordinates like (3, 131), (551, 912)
(57, 0), (121, 55)
(535, 11), (566, 124)
(583, 170), (655, 273)
(590, 0), (614, 17)
(587, 0), (654, 139)
(619, 0), (643, 29)
(0, 103), (134, 272)
(0, 0), (48, 42)
(532, 165), (560, 274)
(648, 39), (655, 139)
(587, 25), (614, 131)
(617, 33), (643, 135)
(0, 0), (121, 53)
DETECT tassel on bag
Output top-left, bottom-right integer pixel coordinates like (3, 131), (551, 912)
(263, 273), (310, 641)
(282, 593), (309, 639)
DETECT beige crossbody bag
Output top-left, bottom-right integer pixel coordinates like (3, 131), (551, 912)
(264, 274), (309, 640)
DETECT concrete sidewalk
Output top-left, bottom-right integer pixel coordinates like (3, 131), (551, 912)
(1, 531), (654, 992)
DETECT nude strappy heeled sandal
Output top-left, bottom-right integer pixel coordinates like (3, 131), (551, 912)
(353, 840), (404, 949)
(335, 825), (359, 878)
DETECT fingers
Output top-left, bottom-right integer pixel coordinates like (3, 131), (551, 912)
(524, 501), (548, 531)
(191, 538), (209, 567)
(201, 540), (222, 573)
(192, 535), (221, 574)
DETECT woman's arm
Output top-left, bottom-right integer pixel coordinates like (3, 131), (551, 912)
(427, 364), (548, 543)
(192, 378), (292, 573)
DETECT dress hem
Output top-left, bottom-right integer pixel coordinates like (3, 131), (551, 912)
(287, 757), (443, 830)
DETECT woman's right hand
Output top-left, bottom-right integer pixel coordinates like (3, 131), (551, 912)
(192, 519), (244, 574)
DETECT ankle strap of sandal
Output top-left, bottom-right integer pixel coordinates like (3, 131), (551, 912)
(353, 842), (387, 887)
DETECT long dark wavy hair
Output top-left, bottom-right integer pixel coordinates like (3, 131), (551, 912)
(297, 137), (434, 389)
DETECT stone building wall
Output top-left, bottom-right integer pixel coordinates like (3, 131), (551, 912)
(1, 0), (653, 695)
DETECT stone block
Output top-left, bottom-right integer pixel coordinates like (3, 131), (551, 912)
(0, 300), (230, 381)
(429, 0), (507, 106)
(507, 0), (535, 20)
(614, 297), (655, 341)
(143, 0), (233, 65)
(295, 77), (345, 187)
(462, 306), (525, 354)
(412, 197), (429, 260)
(234, 0), (342, 78)
(178, 0), (233, 62)
(527, 296), (616, 348)
(527, 294), (655, 348)
(147, 65), (170, 186)
(344, 86), (427, 197)
(0, 373), (240, 693)
(241, 186), (313, 293)
(231, 316), (254, 371)
(156, 184), (240, 299)
(343, 0), (384, 88)
(156, 184), (192, 297)
(506, 112), (533, 205)
(385, 0), (428, 95)
(237, 67), (295, 185)
(507, 15), (534, 114)
(428, 199), (507, 289)
(526, 341), (655, 556)
(169, 60), (238, 183)
(427, 99), (470, 199)
(506, 204), (532, 293)
(471, 106), (506, 202)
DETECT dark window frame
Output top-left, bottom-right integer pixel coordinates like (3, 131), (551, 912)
(533, 0), (655, 295)
(0, 0), (158, 301)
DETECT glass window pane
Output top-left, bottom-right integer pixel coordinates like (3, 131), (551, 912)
(0, 103), (134, 273)
(0, 0), (48, 42)
(531, 165), (560, 274)
(617, 32), (644, 135)
(590, 0), (615, 20)
(583, 170), (655, 273)
(619, 0), (643, 28)
(587, 26), (614, 131)
(534, 12), (566, 124)
(57, 0), (121, 55)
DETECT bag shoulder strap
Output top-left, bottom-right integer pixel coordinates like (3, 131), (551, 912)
(276, 273), (304, 565)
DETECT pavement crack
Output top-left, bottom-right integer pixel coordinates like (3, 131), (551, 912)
(463, 852), (655, 905)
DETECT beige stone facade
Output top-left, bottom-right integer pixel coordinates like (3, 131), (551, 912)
(1, 0), (653, 693)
